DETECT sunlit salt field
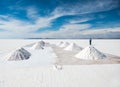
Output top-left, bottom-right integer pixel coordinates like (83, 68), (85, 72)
(0, 39), (120, 56)
(0, 39), (120, 66)
(0, 39), (120, 87)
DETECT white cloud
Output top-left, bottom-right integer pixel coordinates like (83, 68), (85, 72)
(0, 6), (59, 33)
(0, 31), (19, 38)
(60, 24), (91, 31)
(0, 5), (71, 34)
(0, 17), (52, 33)
(0, 15), (9, 19)
(80, 28), (120, 38)
(30, 27), (120, 39)
(1, 13), (120, 39)
(26, 7), (39, 19)
(0, 0), (120, 39)
(0, 24), (120, 39)
(27, 23), (91, 38)
(51, 0), (119, 17)
(69, 18), (93, 24)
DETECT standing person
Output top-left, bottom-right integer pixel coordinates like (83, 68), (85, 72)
(89, 38), (92, 45)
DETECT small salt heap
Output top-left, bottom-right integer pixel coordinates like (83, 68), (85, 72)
(31, 41), (45, 50)
(64, 43), (82, 51)
(7, 47), (31, 61)
(59, 42), (69, 48)
(56, 41), (63, 46)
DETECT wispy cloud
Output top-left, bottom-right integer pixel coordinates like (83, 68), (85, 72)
(26, 6), (39, 19)
(0, 15), (10, 20)
(0, 6), (57, 33)
(51, 0), (119, 17)
(60, 24), (91, 31)
(31, 27), (120, 39)
(27, 23), (92, 38)
(69, 18), (93, 24)
(0, 0), (120, 38)
(0, 17), (52, 33)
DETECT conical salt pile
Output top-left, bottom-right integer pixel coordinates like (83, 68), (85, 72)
(7, 48), (31, 61)
(64, 43), (82, 51)
(59, 42), (69, 48)
(56, 41), (63, 46)
(39, 40), (45, 46)
(75, 45), (106, 60)
(31, 41), (45, 50)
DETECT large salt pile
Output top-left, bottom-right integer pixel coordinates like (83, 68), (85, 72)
(7, 48), (31, 61)
(64, 43), (82, 51)
(59, 42), (69, 48)
(31, 41), (45, 50)
(75, 45), (106, 60)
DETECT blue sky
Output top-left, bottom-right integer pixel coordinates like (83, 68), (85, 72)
(0, 0), (120, 38)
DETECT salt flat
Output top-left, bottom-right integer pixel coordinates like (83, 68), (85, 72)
(0, 39), (120, 87)
(0, 47), (56, 68)
(0, 65), (120, 87)
(53, 46), (120, 65)
(0, 39), (120, 56)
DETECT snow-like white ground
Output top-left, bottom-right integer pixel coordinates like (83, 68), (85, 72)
(0, 47), (56, 68)
(0, 65), (120, 87)
(0, 39), (120, 56)
(0, 39), (120, 87)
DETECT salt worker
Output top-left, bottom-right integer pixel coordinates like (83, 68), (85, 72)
(89, 38), (92, 45)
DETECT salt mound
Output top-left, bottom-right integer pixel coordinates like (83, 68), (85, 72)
(7, 48), (31, 61)
(39, 41), (45, 46)
(31, 41), (45, 50)
(64, 43), (82, 51)
(75, 45), (106, 60)
(59, 42), (69, 48)
(56, 41), (63, 46)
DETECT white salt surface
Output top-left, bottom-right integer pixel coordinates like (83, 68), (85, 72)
(50, 39), (120, 56)
(0, 39), (120, 87)
(0, 65), (120, 87)
(0, 39), (119, 56)
(0, 47), (56, 68)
